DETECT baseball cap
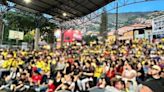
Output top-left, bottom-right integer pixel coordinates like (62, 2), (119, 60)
(152, 65), (161, 71)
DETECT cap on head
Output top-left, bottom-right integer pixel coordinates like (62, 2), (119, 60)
(152, 65), (161, 71)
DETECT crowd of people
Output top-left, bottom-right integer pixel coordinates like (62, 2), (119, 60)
(0, 38), (164, 92)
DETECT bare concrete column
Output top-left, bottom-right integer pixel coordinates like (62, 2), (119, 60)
(34, 28), (40, 50)
(0, 20), (3, 44)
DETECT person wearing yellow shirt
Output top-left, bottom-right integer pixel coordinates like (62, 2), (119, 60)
(21, 50), (27, 56)
(36, 60), (45, 69)
(13, 51), (17, 58)
(12, 58), (20, 68)
(2, 53), (16, 69)
(42, 62), (50, 73)
(2, 58), (21, 69)
(2, 51), (8, 59)
(136, 51), (141, 58)
(51, 59), (56, 65)
(17, 58), (24, 65)
(93, 61), (103, 86)
(49, 52), (54, 57)
(2, 58), (13, 69)
(43, 57), (52, 73)
(161, 38), (164, 42)
(158, 44), (163, 49)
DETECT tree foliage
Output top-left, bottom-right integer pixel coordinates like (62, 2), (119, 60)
(40, 22), (57, 44)
(83, 35), (98, 45)
(100, 8), (108, 35)
(24, 32), (34, 43)
(3, 11), (36, 33)
(2, 11), (57, 45)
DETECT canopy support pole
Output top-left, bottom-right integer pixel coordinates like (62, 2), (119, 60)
(34, 28), (40, 50)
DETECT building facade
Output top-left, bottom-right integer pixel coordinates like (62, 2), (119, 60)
(134, 27), (152, 40)
(152, 15), (164, 39)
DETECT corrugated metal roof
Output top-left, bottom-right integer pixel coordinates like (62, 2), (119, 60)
(117, 23), (151, 35)
(6, 0), (115, 21)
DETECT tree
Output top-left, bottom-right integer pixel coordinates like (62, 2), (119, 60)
(24, 31), (34, 43)
(0, 18), (3, 44)
(40, 22), (56, 43)
(2, 11), (36, 44)
(83, 35), (98, 45)
(40, 21), (57, 50)
(3, 11), (36, 33)
(100, 8), (108, 36)
(0, 4), (8, 44)
(2, 11), (57, 47)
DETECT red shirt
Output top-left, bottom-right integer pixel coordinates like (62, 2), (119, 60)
(115, 66), (123, 74)
(106, 70), (115, 79)
(32, 74), (42, 83)
(67, 58), (74, 64)
(48, 83), (56, 92)
(32, 67), (37, 71)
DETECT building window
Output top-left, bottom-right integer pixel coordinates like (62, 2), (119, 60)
(157, 34), (160, 39)
(153, 35), (156, 39)
(138, 29), (144, 34)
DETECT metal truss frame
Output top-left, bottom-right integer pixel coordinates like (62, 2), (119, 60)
(0, 0), (161, 29)
(61, 0), (160, 28)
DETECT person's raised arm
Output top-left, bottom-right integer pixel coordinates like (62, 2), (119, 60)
(55, 83), (63, 92)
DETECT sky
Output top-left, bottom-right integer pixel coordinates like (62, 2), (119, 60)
(106, 0), (164, 13)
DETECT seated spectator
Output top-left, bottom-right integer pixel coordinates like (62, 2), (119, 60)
(140, 65), (164, 92)
(80, 61), (94, 91)
(105, 78), (125, 92)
